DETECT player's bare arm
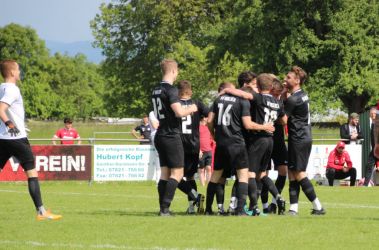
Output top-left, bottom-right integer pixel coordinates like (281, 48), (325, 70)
(220, 88), (253, 100)
(0, 101), (10, 123)
(171, 102), (197, 118)
(242, 116), (275, 133)
(206, 112), (215, 138)
(277, 115), (288, 125)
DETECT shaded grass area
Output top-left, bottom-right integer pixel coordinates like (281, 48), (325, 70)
(0, 181), (378, 249)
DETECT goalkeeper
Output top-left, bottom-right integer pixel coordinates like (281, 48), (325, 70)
(0, 60), (62, 221)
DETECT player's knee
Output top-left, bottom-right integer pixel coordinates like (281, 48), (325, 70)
(326, 168), (335, 178)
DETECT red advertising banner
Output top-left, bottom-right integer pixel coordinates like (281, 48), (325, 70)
(0, 145), (92, 181)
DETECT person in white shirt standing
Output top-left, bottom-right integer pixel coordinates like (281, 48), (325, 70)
(0, 60), (62, 221)
(149, 110), (160, 183)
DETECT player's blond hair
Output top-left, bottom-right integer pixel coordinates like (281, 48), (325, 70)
(256, 73), (274, 91)
(160, 59), (178, 74)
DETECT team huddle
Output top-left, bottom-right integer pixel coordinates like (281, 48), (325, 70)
(152, 59), (326, 216)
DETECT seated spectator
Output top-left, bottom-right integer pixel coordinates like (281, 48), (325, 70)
(340, 112), (363, 144)
(132, 114), (151, 145)
(325, 141), (357, 186)
(52, 118), (81, 145)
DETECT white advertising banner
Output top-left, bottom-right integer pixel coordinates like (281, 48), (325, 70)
(268, 144), (362, 180)
(94, 144), (362, 181)
(93, 145), (158, 181)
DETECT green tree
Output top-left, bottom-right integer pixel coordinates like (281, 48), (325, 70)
(0, 23), (108, 119)
(91, 0), (234, 116)
(92, 0), (379, 116)
(47, 53), (107, 119)
(0, 23), (58, 119)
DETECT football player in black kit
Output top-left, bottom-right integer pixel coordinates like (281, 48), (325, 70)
(205, 82), (274, 216)
(223, 74), (287, 215)
(151, 59), (198, 216)
(178, 80), (209, 214)
(261, 77), (289, 214)
(284, 66), (325, 215)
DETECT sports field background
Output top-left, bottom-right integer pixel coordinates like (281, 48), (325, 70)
(0, 181), (378, 249)
(1, 121), (377, 249)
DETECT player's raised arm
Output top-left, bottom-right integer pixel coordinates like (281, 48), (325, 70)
(220, 87), (253, 100)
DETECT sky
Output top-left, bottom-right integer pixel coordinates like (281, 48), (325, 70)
(0, 0), (113, 43)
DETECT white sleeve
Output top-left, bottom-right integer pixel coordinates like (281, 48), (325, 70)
(0, 85), (18, 106)
(149, 111), (158, 123)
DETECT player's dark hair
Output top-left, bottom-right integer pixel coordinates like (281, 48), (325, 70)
(290, 66), (307, 85)
(64, 118), (72, 124)
(272, 78), (283, 91)
(218, 82), (234, 93)
(238, 71), (257, 88)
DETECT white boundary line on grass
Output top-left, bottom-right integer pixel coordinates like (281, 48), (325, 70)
(1, 188), (379, 209)
(0, 240), (218, 250)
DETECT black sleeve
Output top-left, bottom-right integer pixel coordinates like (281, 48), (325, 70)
(167, 86), (180, 105)
(134, 125), (141, 132)
(241, 99), (251, 117)
(196, 100), (210, 117)
(357, 124), (363, 139)
(340, 124), (350, 140)
(284, 96), (296, 117)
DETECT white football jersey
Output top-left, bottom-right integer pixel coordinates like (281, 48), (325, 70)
(0, 83), (27, 139)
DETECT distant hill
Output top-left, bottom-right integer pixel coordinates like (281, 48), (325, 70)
(45, 40), (104, 64)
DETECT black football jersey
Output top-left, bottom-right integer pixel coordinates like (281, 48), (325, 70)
(212, 94), (251, 146)
(249, 92), (285, 137)
(284, 89), (312, 142)
(180, 99), (209, 154)
(151, 81), (180, 136)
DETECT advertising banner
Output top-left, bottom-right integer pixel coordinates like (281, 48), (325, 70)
(268, 144), (362, 180)
(0, 145), (92, 181)
(93, 145), (158, 181)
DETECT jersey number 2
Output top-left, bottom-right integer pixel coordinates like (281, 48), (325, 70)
(152, 97), (165, 119)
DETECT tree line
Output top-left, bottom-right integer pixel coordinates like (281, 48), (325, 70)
(1, 0), (379, 120)
(0, 24), (107, 120)
(92, 0), (379, 116)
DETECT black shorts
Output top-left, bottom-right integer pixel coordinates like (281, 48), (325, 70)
(247, 136), (273, 173)
(0, 138), (35, 171)
(271, 138), (288, 169)
(184, 152), (199, 178)
(214, 143), (248, 174)
(199, 151), (212, 169)
(154, 134), (184, 168)
(287, 140), (312, 172)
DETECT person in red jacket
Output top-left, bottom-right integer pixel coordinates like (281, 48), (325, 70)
(325, 141), (357, 186)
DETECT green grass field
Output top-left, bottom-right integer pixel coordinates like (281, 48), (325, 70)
(0, 181), (378, 250)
